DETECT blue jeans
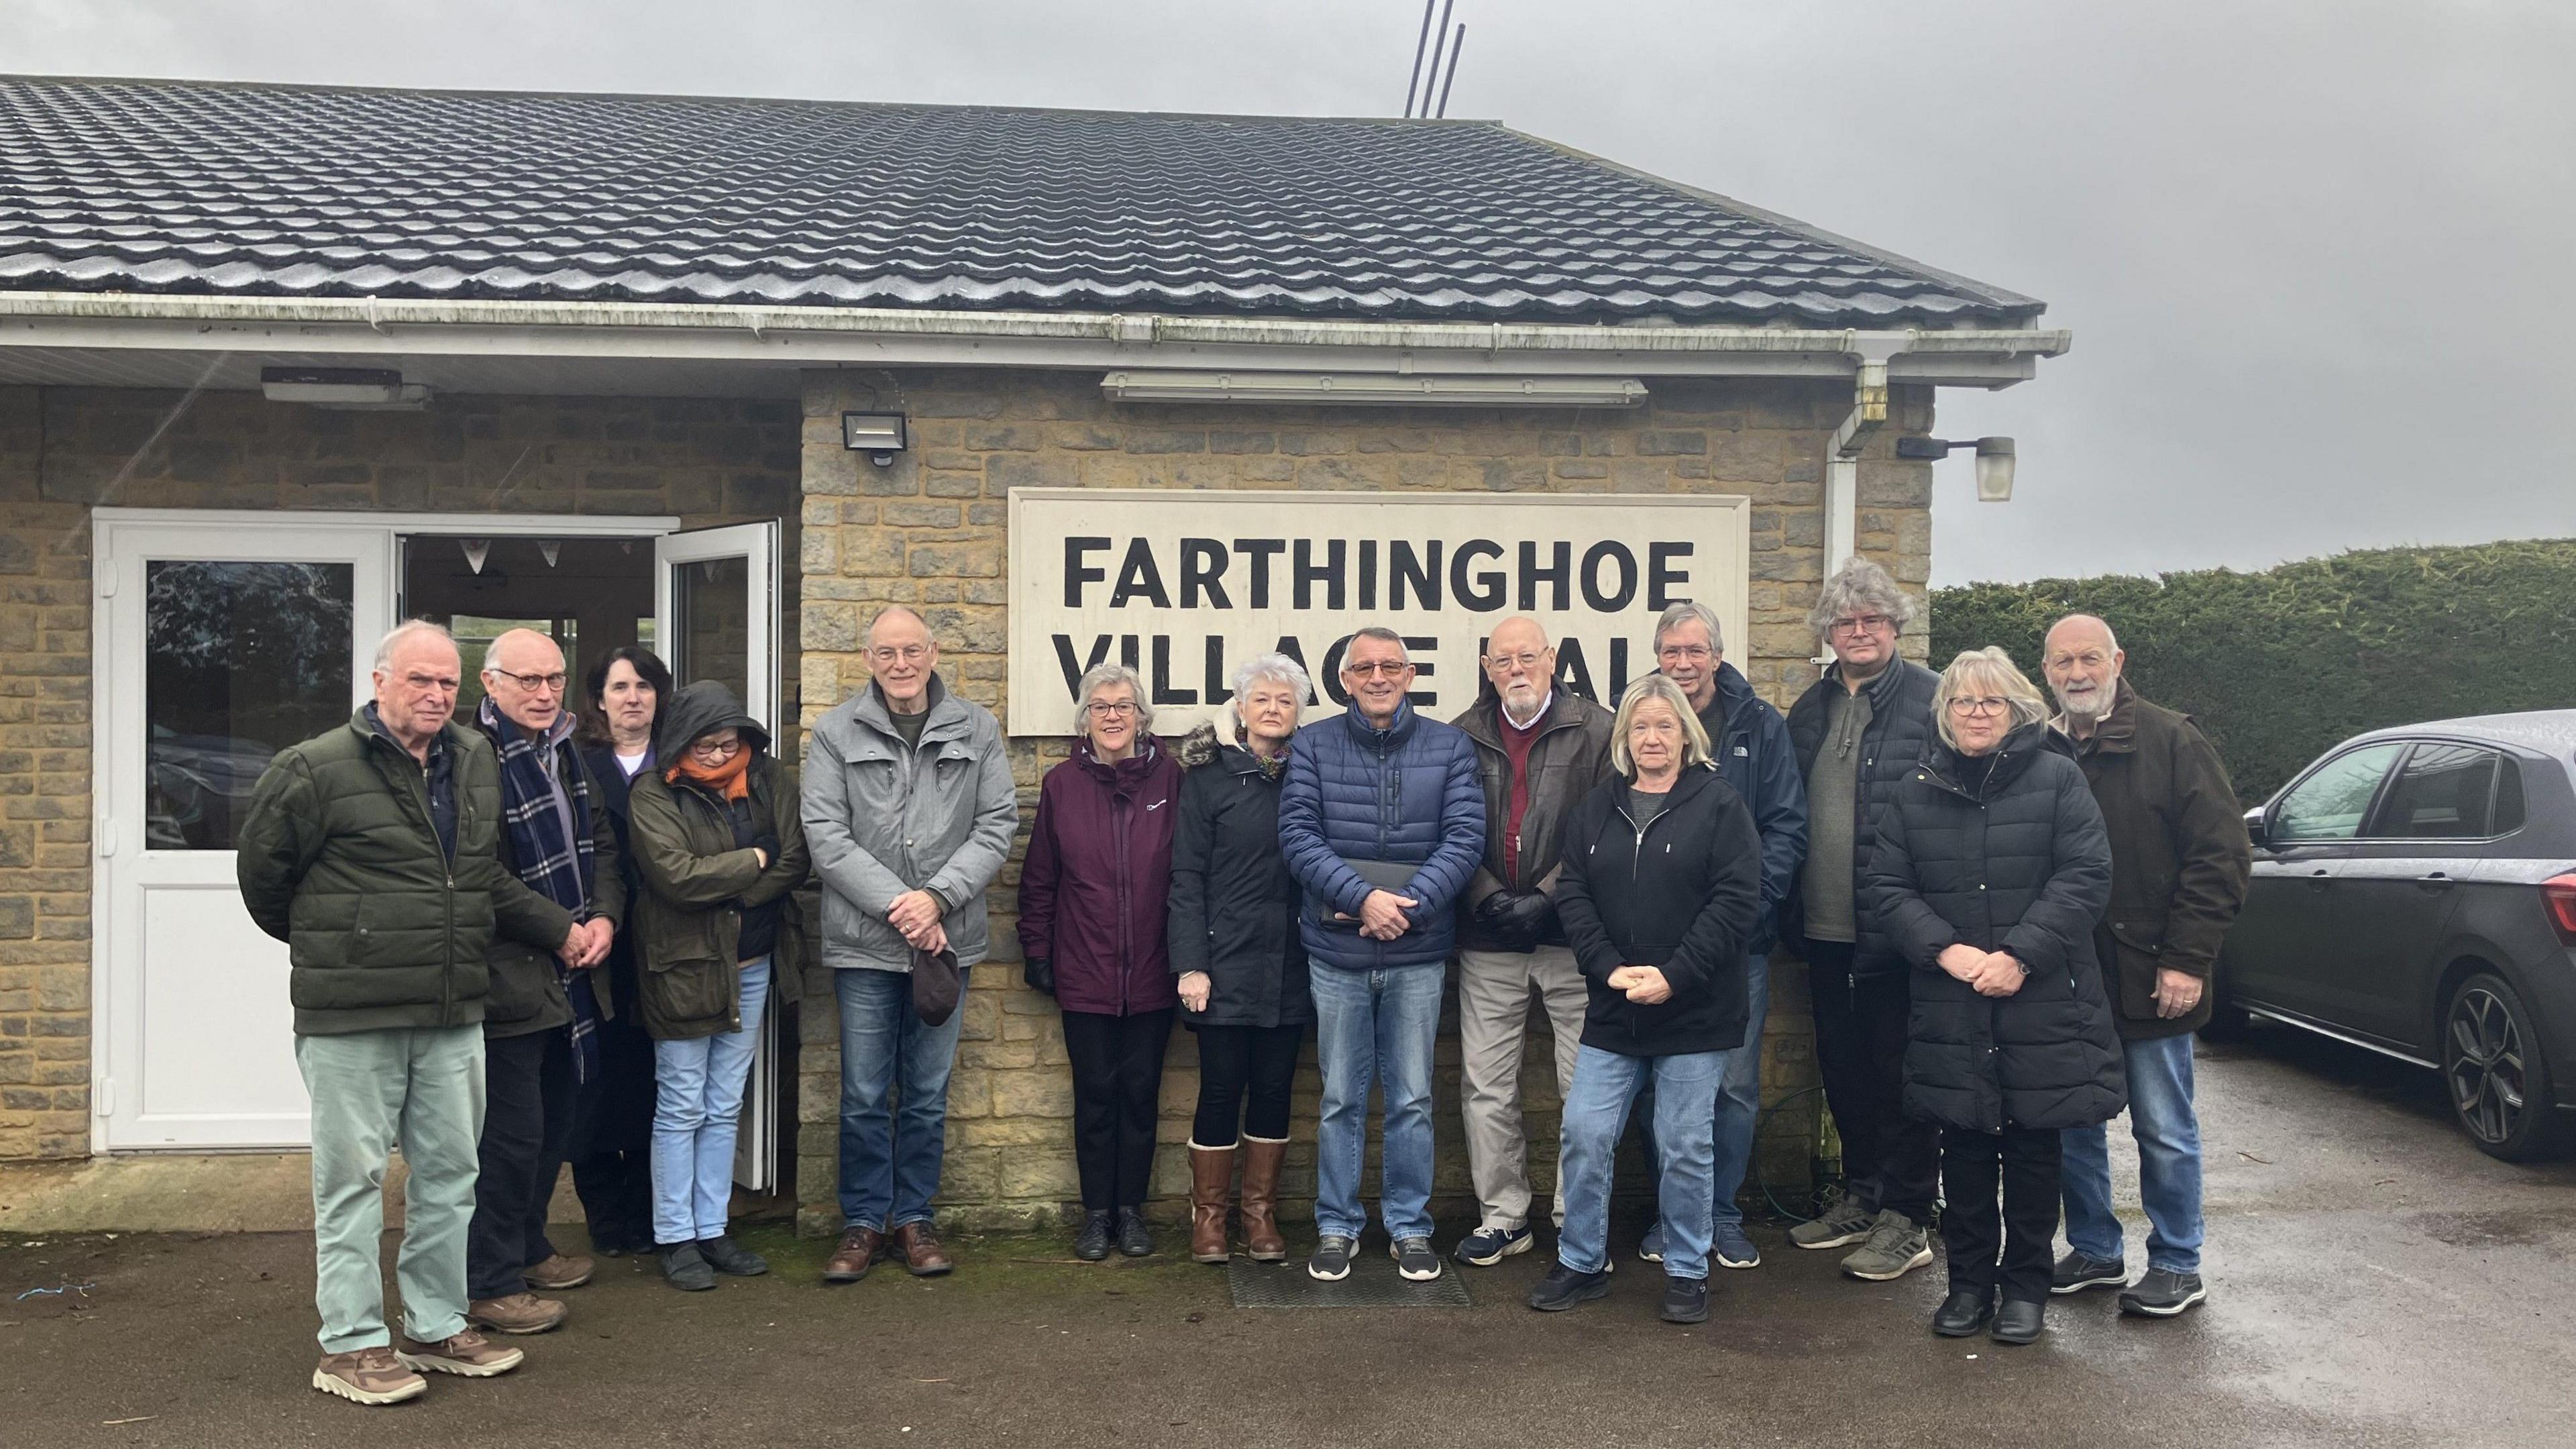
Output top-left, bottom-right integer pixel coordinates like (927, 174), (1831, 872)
(1559, 1044), (1725, 1279)
(2061, 1032), (2204, 1273)
(1309, 965), (1444, 1242)
(835, 964), (970, 1232)
(1711, 952), (1768, 1230)
(651, 957), (770, 1245)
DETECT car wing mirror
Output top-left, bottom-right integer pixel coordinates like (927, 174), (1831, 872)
(2242, 804), (2269, 848)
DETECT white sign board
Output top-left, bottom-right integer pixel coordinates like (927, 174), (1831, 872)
(1006, 489), (1750, 737)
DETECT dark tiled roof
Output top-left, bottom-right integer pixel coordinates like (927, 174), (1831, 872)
(0, 76), (2041, 326)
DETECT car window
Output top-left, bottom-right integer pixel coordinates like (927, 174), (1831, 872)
(2272, 743), (2405, 842)
(2369, 743), (2502, 839)
(2492, 755), (2526, 835)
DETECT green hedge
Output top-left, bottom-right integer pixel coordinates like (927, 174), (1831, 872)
(1929, 539), (2576, 801)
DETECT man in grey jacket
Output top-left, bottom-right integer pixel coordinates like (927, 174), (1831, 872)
(803, 606), (1018, 1283)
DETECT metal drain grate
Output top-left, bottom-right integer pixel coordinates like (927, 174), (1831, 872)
(1226, 1254), (1474, 1308)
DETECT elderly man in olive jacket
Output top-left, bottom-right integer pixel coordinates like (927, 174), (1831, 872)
(237, 621), (575, 1406)
(2041, 614), (2251, 1320)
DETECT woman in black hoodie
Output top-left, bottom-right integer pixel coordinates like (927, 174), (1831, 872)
(1532, 675), (1762, 1327)
(1862, 647), (2120, 1346)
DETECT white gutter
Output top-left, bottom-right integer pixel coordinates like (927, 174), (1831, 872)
(0, 290), (2070, 384)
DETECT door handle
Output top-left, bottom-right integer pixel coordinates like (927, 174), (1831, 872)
(2414, 872), (2456, 892)
(2302, 868), (2333, 892)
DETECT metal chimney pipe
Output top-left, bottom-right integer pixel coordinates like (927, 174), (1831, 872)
(1403, 0), (1437, 116)
(1435, 22), (1466, 118)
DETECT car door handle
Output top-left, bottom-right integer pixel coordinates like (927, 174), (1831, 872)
(2414, 872), (2456, 892)
(2302, 868), (2334, 892)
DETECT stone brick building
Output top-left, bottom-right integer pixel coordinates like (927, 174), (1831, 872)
(0, 77), (2063, 1234)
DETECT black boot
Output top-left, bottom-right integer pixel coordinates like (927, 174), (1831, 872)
(1115, 1206), (1155, 1258)
(1931, 1288), (1995, 1337)
(1073, 1210), (1114, 1262)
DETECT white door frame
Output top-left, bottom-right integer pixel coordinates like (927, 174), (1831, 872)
(89, 507), (680, 1153)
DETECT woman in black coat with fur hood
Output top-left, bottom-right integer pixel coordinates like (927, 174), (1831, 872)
(1863, 647), (2121, 1346)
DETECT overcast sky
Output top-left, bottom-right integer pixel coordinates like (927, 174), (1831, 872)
(18, 0), (2575, 584)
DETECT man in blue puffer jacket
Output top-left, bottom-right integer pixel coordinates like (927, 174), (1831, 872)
(1277, 627), (1485, 1284)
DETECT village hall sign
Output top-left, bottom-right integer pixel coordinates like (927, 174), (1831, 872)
(1006, 489), (1751, 737)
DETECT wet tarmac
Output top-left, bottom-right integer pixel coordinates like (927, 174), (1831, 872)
(4, 1018), (2571, 1449)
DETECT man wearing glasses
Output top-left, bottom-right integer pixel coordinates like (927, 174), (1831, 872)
(1277, 627), (1485, 1283)
(464, 629), (625, 1336)
(1446, 616), (1613, 1269)
(1779, 558), (1944, 1281)
(804, 606), (1018, 1282)
(1633, 600), (1808, 1273)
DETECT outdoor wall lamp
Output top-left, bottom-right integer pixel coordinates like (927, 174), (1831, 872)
(842, 412), (910, 466)
(1895, 435), (2016, 502)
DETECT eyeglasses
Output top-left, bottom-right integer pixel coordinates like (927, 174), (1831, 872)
(1085, 700), (1139, 718)
(868, 644), (930, 665)
(1947, 696), (2012, 716)
(1487, 651), (1548, 672)
(490, 669), (568, 694)
(1655, 644), (1713, 663)
(688, 735), (744, 760)
(1344, 660), (1411, 679)
(1829, 614), (1894, 637)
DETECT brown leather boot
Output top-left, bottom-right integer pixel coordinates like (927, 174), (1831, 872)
(822, 1226), (883, 1284)
(1188, 1142), (1235, 1264)
(894, 1220), (954, 1277)
(1239, 1134), (1289, 1263)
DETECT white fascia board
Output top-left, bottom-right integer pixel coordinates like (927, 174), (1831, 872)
(0, 291), (2069, 388)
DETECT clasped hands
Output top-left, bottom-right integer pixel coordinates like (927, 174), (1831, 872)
(1938, 943), (2025, 998)
(1604, 964), (1672, 1004)
(555, 917), (613, 970)
(1330, 888), (1418, 941)
(888, 888), (949, 955)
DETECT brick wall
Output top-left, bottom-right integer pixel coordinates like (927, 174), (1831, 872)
(792, 366), (1936, 1232)
(0, 383), (802, 1161)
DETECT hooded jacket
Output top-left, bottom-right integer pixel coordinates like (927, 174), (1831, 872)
(1690, 661), (1810, 956)
(1167, 723), (1311, 1030)
(1861, 720), (2126, 1132)
(1782, 656), (1941, 973)
(803, 672), (1019, 972)
(627, 682), (812, 1040)
(1553, 765), (1765, 1058)
(1016, 733), (1183, 1017)
(1276, 697), (1485, 972)
(2055, 680), (2253, 1040)
(236, 708), (574, 1036)
(1449, 689), (1615, 952)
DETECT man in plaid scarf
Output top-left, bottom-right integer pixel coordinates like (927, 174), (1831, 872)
(464, 629), (625, 1337)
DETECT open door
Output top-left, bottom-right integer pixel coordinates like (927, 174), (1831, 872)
(654, 522), (784, 1191)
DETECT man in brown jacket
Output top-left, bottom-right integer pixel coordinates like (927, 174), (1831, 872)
(2040, 614), (2251, 1320)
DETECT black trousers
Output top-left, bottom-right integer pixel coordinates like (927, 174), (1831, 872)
(469, 1027), (576, 1300)
(568, 979), (656, 1252)
(1191, 1022), (1305, 1145)
(1939, 1124), (2063, 1305)
(1807, 940), (1941, 1223)
(1061, 1008), (1175, 1211)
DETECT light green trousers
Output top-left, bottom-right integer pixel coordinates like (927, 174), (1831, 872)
(295, 1025), (486, 1352)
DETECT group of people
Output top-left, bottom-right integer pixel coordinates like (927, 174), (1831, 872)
(241, 553), (2253, 1408)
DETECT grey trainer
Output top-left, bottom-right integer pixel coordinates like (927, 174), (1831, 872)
(1839, 1210), (1934, 1281)
(1789, 1192), (1878, 1250)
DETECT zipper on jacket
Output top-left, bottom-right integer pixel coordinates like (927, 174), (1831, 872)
(380, 736), (461, 1026)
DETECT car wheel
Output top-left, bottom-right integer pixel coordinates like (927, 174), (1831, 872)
(2443, 972), (2569, 1163)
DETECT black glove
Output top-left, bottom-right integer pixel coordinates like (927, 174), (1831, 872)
(752, 833), (782, 863)
(1478, 888), (1555, 947)
(1023, 957), (1055, 996)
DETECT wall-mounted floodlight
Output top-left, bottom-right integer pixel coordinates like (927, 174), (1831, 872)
(260, 365), (432, 410)
(842, 412), (910, 467)
(1895, 435), (2017, 502)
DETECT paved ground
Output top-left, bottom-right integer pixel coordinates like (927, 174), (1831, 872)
(5, 1021), (2573, 1449)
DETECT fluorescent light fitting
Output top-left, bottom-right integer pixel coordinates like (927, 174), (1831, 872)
(1099, 371), (1649, 407)
(260, 365), (432, 409)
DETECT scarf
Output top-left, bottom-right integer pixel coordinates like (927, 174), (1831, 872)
(478, 696), (603, 1083)
(667, 745), (753, 801)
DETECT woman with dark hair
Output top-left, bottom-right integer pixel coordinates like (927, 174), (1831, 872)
(569, 645), (675, 1256)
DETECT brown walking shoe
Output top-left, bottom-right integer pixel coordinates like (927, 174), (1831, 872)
(523, 1253), (594, 1291)
(395, 1327), (525, 1379)
(822, 1226), (883, 1284)
(1238, 1134), (1290, 1263)
(311, 1346), (427, 1406)
(466, 1291), (568, 1335)
(1188, 1141), (1235, 1264)
(894, 1220), (954, 1277)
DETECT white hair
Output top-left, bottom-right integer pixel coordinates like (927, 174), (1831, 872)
(1652, 600), (1725, 655)
(1228, 651), (1312, 741)
(1076, 661), (1152, 731)
(1932, 647), (2049, 751)
(1807, 556), (1917, 637)
(372, 619), (457, 672)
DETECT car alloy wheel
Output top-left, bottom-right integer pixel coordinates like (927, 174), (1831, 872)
(2446, 983), (2526, 1147)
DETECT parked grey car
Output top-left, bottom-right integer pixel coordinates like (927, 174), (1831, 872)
(2216, 710), (2576, 1160)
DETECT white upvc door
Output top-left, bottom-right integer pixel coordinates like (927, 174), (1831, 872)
(92, 515), (395, 1149)
(653, 522), (784, 1189)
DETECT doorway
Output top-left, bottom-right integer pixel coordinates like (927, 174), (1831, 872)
(92, 511), (783, 1189)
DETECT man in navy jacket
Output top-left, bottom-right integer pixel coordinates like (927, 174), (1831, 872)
(1277, 627), (1485, 1283)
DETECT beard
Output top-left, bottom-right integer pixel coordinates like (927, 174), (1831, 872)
(2054, 682), (2108, 720)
